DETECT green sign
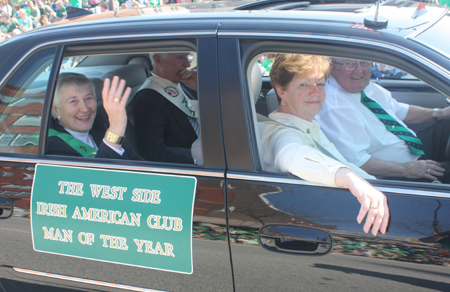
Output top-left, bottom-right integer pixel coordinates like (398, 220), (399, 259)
(31, 164), (196, 274)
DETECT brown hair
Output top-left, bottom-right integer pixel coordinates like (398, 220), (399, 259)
(270, 54), (330, 103)
(99, 1), (108, 9)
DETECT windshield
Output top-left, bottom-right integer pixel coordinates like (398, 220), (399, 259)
(414, 13), (450, 60)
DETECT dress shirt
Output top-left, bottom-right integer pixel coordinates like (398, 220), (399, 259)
(262, 112), (374, 187)
(315, 76), (419, 167)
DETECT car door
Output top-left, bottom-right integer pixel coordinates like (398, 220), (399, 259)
(218, 27), (450, 291)
(0, 29), (234, 291)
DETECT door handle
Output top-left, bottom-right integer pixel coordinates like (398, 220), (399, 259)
(0, 196), (13, 219)
(259, 225), (332, 256)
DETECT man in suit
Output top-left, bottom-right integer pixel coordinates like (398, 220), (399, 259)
(134, 52), (199, 164)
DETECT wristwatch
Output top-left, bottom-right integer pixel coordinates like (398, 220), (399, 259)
(432, 108), (439, 122)
(104, 129), (125, 145)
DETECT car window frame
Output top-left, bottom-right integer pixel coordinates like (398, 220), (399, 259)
(38, 38), (226, 171)
(0, 36), (225, 177)
(220, 36), (450, 195)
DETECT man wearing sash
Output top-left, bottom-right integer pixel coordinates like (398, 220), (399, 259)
(315, 58), (450, 182)
(134, 52), (199, 164)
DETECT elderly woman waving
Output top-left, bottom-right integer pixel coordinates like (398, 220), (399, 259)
(262, 54), (389, 236)
(49, 73), (140, 160)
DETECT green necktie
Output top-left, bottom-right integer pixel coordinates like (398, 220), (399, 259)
(361, 91), (425, 155)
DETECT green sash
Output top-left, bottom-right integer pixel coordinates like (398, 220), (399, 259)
(48, 128), (97, 157)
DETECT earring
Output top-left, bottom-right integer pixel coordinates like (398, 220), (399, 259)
(57, 116), (61, 120)
(281, 100), (286, 106)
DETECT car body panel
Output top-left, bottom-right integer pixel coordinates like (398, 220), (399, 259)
(224, 176), (450, 291)
(217, 30), (450, 290)
(1, 1), (450, 291)
(0, 32), (233, 291)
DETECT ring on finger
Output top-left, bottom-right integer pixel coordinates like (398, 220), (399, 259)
(427, 168), (431, 174)
(113, 98), (120, 103)
(370, 204), (378, 209)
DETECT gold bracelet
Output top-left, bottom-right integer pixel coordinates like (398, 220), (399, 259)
(104, 129), (125, 145)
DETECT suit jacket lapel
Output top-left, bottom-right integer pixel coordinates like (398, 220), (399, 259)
(165, 99), (198, 142)
(89, 117), (107, 146)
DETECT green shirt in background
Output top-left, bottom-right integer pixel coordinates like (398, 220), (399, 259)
(1, 20), (18, 34)
(41, 5), (54, 18)
(261, 59), (274, 72)
(70, 0), (83, 8)
(30, 8), (41, 19)
(56, 5), (67, 18)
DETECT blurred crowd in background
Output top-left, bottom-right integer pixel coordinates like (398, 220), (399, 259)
(2, 0), (449, 43)
(0, 0), (187, 41)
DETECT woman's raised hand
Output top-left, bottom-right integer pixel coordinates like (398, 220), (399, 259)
(102, 76), (132, 137)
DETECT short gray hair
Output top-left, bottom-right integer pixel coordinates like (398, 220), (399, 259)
(330, 57), (339, 61)
(149, 52), (168, 67)
(52, 73), (96, 118)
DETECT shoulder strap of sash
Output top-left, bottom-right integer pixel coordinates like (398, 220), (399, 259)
(48, 128), (97, 157)
(141, 76), (197, 118)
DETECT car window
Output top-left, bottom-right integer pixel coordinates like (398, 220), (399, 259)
(249, 52), (450, 185)
(0, 47), (56, 154)
(256, 53), (276, 77)
(61, 56), (86, 69)
(47, 50), (202, 165)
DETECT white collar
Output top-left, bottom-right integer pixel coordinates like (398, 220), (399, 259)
(269, 111), (320, 131)
(64, 127), (97, 149)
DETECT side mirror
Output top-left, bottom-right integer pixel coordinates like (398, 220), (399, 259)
(0, 197), (13, 219)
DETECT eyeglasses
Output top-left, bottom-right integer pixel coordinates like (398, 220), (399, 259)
(333, 60), (372, 71)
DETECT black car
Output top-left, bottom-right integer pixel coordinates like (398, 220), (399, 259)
(0, 1), (450, 291)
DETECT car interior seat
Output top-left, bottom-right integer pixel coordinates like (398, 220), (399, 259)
(102, 64), (147, 103)
(127, 56), (152, 77)
(248, 60), (265, 170)
(265, 88), (278, 115)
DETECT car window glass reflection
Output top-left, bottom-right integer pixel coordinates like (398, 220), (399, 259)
(0, 47), (56, 154)
(252, 53), (450, 185)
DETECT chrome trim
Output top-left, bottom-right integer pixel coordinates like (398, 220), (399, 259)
(228, 173), (323, 187)
(13, 267), (167, 292)
(227, 172), (450, 198)
(0, 31), (213, 87)
(217, 32), (450, 79)
(0, 156), (224, 178)
(407, 5), (449, 39)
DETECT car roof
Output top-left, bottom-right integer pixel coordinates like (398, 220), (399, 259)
(3, 1), (448, 44)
